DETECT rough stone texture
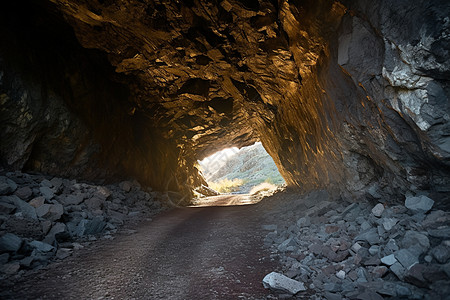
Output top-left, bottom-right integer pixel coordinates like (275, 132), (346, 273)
(0, 1), (449, 201)
(262, 271), (306, 294)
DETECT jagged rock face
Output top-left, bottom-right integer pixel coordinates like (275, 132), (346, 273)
(1, 0), (449, 203)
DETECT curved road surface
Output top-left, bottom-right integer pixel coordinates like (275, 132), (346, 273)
(1, 195), (278, 299)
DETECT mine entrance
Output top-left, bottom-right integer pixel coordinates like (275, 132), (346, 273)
(197, 142), (285, 201)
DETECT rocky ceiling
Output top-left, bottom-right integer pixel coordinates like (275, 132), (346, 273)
(1, 0), (449, 204)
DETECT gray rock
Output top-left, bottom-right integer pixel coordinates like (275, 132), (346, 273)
(39, 186), (54, 200)
(43, 222), (67, 244)
(405, 195), (434, 213)
(336, 270), (346, 279)
(390, 262), (406, 280)
(60, 194), (84, 206)
(355, 291), (384, 300)
(395, 249), (419, 269)
(10, 195), (37, 219)
(384, 239), (399, 255)
(382, 218), (398, 231)
(56, 248), (72, 260)
(371, 203), (384, 217)
(381, 254), (397, 266)
(355, 228), (380, 245)
(0, 253), (9, 264)
(262, 224), (277, 231)
(75, 217), (106, 237)
(14, 186), (32, 200)
(28, 196), (45, 208)
(85, 197), (103, 210)
(36, 203), (63, 221)
(427, 227), (450, 238)
(0, 202), (16, 214)
(0, 233), (22, 253)
(29, 240), (55, 252)
(297, 216), (311, 227)
(0, 177), (17, 195)
(430, 242), (450, 264)
(369, 245), (380, 255)
(50, 177), (63, 191)
(40, 179), (53, 188)
(0, 262), (20, 274)
(119, 181), (132, 192)
(262, 272), (306, 294)
(401, 231), (430, 254)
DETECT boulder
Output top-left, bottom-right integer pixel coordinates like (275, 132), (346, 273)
(28, 196), (45, 208)
(29, 240), (55, 252)
(0, 233), (23, 253)
(430, 242), (450, 264)
(0, 176), (17, 195)
(60, 194), (84, 206)
(0, 202), (16, 214)
(14, 186), (33, 200)
(405, 195), (434, 213)
(36, 203), (63, 221)
(74, 217), (106, 237)
(119, 181), (132, 192)
(39, 186), (54, 200)
(43, 222), (67, 245)
(262, 272), (306, 294)
(371, 203), (384, 217)
(10, 195), (37, 219)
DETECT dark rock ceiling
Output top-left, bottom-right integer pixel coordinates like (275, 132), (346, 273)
(0, 0), (449, 204)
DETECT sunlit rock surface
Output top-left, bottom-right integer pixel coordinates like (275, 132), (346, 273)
(0, 0), (449, 203)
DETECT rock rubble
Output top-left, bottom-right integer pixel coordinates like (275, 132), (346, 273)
(0, 172), (165, 279)
(262, 191), (450, 299)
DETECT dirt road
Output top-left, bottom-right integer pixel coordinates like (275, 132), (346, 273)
(1, 196), (278, 299)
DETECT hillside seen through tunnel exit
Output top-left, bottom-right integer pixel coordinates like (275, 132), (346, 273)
(198, 142), (285, 195)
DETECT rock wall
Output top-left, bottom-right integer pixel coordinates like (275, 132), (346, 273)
(1, 0), (449, 203)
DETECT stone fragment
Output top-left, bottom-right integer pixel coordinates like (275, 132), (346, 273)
(430, 242), (450, 263)
(382, 218), (398, 231)
(75, 217), (106, 237)
(405, 195), (434, 213)
(36, 203), (63, 221)
(0, 253), (9, 265)
(43, 222), (67, 244)
(50, 177), (63, 190)
(390, 262), (406, 280)
(262, 224), (277, 231)
(262, 272), (306, 294)
(404, 264), (427, 288)
(427, 227), (450, 238)
(56, 248), (72, 260)
(0, 202), (16, 214)
(324, 292), (341, 300)
(395, 249), (418, 269)
(381, 254), (397, 266)
(351, 242), (362, 253)
(119, 181), (132, 192)
(10, 195), (37, 219)
(94, 186), (111, 200)
(297, 216), (311, 227)
(40, 179), (53, 188)
(60, 194), (84, 206)
(371, 203), (384, 217)
(29, 196), (45, 208)
(85, 197), (103, 210)
(0, 176), (17, 195)
(0, 233), (22, 253)
(355, 228), (379, 245)
(29, 240), (55, 252)
(39, 186), (54, 200)
(372, 266), (388, 278)
(356, 267), (368, 283)
(0, 262), (20, 274)
(369, 245), (379, 256)
(401, 231), (430, 254)
(41, 220), (52, 235)
(422, 265), (448, 282)
(336, 270), (346, 279)
(14, 186), (32, 200)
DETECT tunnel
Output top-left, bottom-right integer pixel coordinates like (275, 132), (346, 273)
(2, 0), (449, 206)
(1, 0), (450, 298)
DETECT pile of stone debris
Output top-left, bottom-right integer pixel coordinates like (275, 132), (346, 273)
(261, 191), (450, 299)
(0, 172), (165, 279)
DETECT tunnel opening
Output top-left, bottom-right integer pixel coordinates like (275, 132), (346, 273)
(196, 142), (285, 201)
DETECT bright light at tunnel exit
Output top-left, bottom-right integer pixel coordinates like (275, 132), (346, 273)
(197, 142), (285, 195)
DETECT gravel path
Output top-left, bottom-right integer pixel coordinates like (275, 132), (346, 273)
(1, 196), (278, 299)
